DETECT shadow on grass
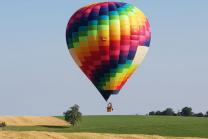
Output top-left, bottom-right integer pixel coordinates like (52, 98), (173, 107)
(40, 125), (70, 129)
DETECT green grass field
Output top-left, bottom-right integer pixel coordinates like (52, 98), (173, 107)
(4, 115), (208, 138)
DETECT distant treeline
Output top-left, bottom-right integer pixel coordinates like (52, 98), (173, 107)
(149, 107), (208, 117)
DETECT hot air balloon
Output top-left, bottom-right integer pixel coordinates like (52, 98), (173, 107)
(66, 2), (151, 111)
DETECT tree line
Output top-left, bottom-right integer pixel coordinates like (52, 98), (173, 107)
(149, 107), (208, 117)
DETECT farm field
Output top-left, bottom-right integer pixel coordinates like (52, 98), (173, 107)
(0, 131), (207, 139)
(0, 116), (68, 126)
(2, 115), (208, 138)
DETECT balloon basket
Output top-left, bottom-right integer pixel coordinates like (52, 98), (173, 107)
(107, 107), (113, 112)
(107, 102), (113, 112)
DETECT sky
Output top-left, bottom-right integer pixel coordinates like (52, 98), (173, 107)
(0, 0), (208, 116)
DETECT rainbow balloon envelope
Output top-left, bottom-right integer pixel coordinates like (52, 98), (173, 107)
(66, 2), (151, 101)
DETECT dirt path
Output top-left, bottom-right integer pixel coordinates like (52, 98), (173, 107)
(0, 116), (69, 126)
(0, 131), (207, 139)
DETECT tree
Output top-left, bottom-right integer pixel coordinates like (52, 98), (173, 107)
(155, 111), (162, 115)
(162, 108), (175, 116)
(177, 110), (181, 116)
(149, 111), (155, 115)
(194, 112), (204, 117)
(181, 107), (193, 116)
(205, 111), (208, 117)
(0, 121), (6, 130)
(63, 104), (82, 126)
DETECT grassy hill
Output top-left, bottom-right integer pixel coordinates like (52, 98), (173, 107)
(4, 115), (208, 138)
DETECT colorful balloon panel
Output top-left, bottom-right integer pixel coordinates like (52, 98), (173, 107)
(66, 2), (151, 101)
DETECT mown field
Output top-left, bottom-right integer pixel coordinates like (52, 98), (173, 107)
(4, 115), (208, 138)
